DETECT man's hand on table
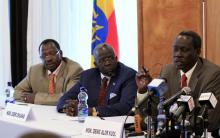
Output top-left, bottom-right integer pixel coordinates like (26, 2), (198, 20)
(21, 92), (35, 104)
(63, 99), (78, 116)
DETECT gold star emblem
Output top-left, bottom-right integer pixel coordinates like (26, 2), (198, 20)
(92, 10), (104, 43)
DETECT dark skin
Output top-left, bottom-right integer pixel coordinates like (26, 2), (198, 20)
(173, 35), (200, 73)
(63, 44), (118, 116)
(94, 44), (118, 77)
(136, 34), (201, 91)
(21, 42), (62, 103)
(39, 42), (62, 72)
(135, 67), (152, 93)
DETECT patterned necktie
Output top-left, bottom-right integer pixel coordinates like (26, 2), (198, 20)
(181, 74), (187, 88)
(49, 74), (55, 94)
(98, 77), (108, 106)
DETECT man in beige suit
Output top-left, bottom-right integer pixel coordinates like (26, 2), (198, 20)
(14, 39), (83, 105)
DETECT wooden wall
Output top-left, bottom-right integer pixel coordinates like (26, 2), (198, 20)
(206, 0), (220, 66)
(138, 0), (203, 77)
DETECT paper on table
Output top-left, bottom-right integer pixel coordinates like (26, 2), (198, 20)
(51, 115), (79, 122)
(104, 116), (134, 124)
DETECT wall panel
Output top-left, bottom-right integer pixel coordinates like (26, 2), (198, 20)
(206, 0), (220, 66)
(138, 0), (202, 77)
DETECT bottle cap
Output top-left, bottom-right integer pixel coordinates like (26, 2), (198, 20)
(7, 82), (12, 86)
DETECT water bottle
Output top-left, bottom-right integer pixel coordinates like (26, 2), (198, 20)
(5, 82), (15, 105)
(78, 87), (88, 122)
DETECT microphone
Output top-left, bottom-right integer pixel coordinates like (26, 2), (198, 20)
(173, 95), (195, 120)
(194, 92), (218, 136)
(139, 78), (167, 107)
(130, 78), (168, 135)
(197, 92), (217, 122)
(147, 78), (168, 97)
(198, 92), (217, 109)
(160, 87), (191, 109)
(169, 102), (179, 115)
(129, 78), (167, 115)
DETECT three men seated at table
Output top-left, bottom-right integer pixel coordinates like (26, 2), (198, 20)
(14, 31), (220, 137)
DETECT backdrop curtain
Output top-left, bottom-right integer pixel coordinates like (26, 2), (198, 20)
(27, 0), (93, 70)
(10, 0), (29, 86)
(27, 0), (138, 71)
(0, 0), (11, 93)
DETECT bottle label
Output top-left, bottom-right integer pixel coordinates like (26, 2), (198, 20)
(78, 106), (88, 122)
(5, 97), (15, 105)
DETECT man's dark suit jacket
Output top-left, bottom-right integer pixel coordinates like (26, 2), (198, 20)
(57, 62), (137, 117)
(160, 57), (220, 131)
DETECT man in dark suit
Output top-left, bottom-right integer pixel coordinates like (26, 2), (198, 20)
(57, 43), (137, 117)
(136, 30), (220, 137)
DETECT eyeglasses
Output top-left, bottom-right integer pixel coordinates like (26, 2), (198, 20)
(98, 56), (115, 64)
(40, 50), (60, 59)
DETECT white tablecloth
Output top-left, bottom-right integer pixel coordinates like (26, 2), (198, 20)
(1, 103), (212, 138)
(0, 103), (136, 138)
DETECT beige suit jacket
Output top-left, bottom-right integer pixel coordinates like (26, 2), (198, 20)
(14, 57), (83, 105)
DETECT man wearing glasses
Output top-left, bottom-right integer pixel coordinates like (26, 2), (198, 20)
(14, 39), (83, 105)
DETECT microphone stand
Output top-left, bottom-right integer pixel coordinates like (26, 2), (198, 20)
(164, 107), (175, 132)
(179, 112), (192, 138)
(195, 105), (208, 138)
(202, 106), (208, 138)
(180, 112), (191, 138)
(180, 112), (186, 138)
(203, 110), (208, 138)
(145, 95), (156, 138)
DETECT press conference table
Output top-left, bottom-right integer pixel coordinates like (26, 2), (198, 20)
(0, 103), (143, 138)
(0, 103), (213, 138)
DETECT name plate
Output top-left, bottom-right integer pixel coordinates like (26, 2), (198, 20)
(82, 117), (124, 138)
(2, 103), (31, 122)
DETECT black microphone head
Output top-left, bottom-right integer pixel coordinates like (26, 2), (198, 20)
(177, 95), (195, 112)
(172, 95), (195, 120)
(160, 87), (191, 109)
(169, 102), (179, 115)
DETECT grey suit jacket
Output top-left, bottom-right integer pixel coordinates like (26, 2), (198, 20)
(14, 57), (83, 105)
(160, 57), (220, 131)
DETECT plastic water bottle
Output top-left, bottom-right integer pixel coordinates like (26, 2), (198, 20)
(78, 87), (88, 122)
(5, 82), (15, 105)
